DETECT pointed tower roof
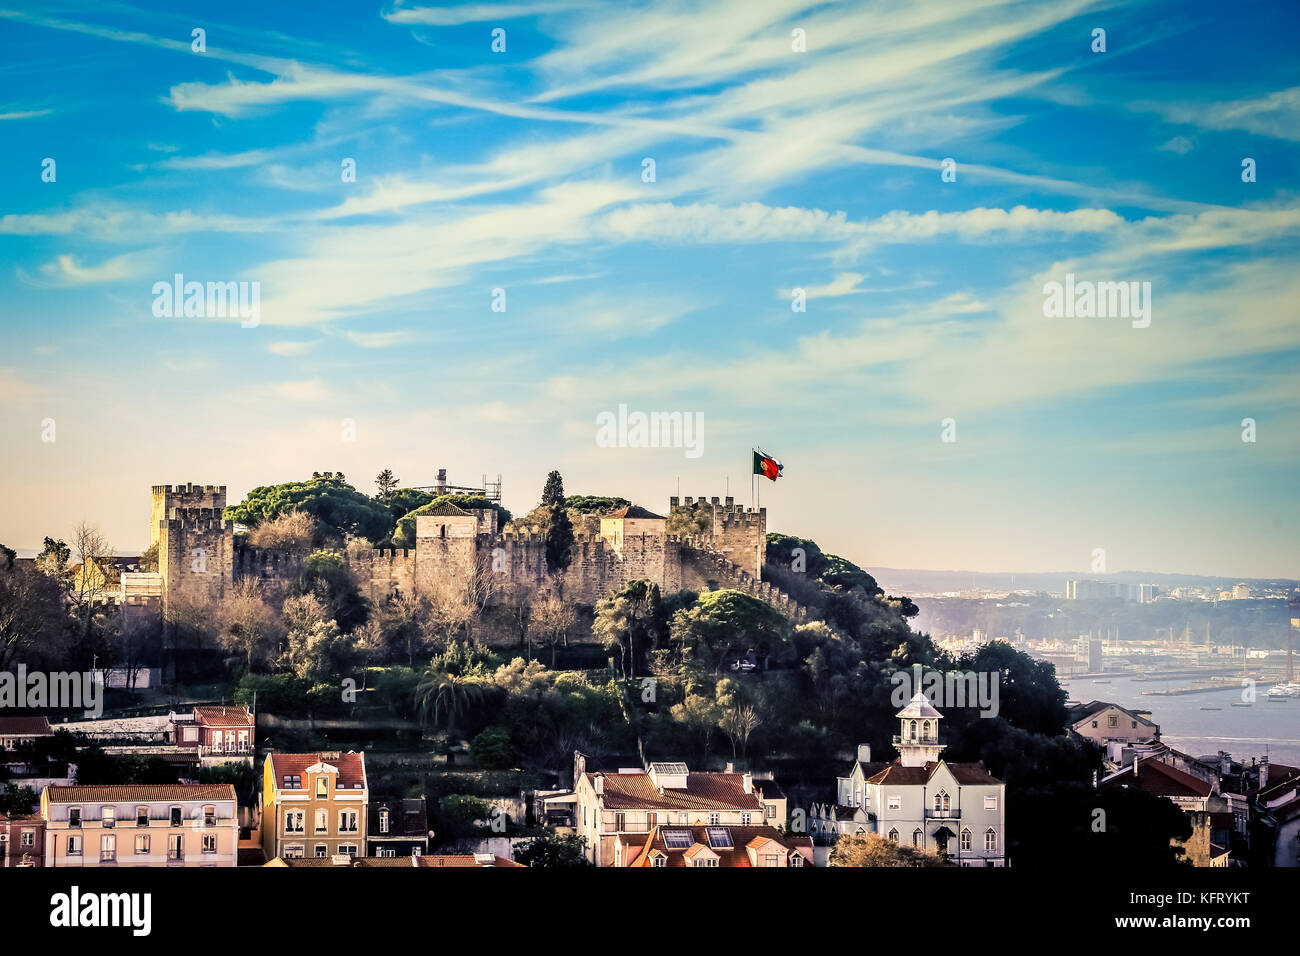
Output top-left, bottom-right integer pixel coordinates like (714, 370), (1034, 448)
(896, 692), (942, 720)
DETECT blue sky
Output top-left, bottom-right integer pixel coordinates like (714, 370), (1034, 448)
(1, 0), (1297, 577)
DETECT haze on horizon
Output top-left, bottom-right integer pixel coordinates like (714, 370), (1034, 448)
(0, 0), (1297, 580)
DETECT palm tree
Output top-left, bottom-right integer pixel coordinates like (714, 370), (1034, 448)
(415, 668), (484, 745)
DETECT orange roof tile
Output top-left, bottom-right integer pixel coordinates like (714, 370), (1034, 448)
(44, 784), (236, 803)
(589, 771), (766, 812)
(269, 752), (366, 790)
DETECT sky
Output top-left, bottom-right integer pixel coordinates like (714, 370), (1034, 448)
(0, 0), (1297, 578)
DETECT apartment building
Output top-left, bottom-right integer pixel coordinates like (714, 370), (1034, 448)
(260, 751), (368, 861)
(40, 784), (238, 867)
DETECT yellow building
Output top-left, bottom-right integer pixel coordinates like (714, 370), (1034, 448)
(41, 784), (238, 867)
(261, 752), (368, 861)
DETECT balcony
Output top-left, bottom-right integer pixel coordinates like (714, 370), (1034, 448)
(198, 743), (253, 757)
(893, 736), (945, 748)
(925, 808), (962, 819)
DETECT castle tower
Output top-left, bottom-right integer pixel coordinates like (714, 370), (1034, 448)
(151, 484), (227, 548)
(157, 506), (233, 608)
(894, 692), (945, 767)
(413, 501), (482, 593)
(669, 495), (766, 578)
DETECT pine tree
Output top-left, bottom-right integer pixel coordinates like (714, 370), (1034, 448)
(541, 470), (565, 507)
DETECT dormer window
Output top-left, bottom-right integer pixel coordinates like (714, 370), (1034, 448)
(379, 809), (390, 834)
(316, 776), (329, 798)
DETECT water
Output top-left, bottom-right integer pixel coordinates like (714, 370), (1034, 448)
(1064, 675), (1300, 767)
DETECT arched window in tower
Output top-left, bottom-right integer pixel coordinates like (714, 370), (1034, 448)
(985, 828), (997, 852)
(912, 828), (923, 848)
(909, 720), (918, 742)
(887, 828), (899, 842)
(960, 828), (972, 851)
(922, 720), (932, 740)
(934, 790), (950, 813)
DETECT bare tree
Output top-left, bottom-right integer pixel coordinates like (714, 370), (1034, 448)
(533, 594), (577, 668)
(462, 552), (502, 643)
(380, 591), (428, 667)
(218, 579), (280, 670)
(720, 704), (762, 760)
(70, 521), (114, 643)
(247, 510), (316, 551)
(423, 578), (473, 648)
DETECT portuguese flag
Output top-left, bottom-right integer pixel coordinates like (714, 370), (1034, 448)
(753, 449), (783, 482)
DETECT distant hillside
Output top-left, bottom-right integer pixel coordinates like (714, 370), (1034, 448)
(867, 568), (1299, 596)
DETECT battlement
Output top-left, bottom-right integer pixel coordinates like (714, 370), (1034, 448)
(162, 506), (231, 532)
(152, 483), (226, 497)
(671, 495), (764, 518)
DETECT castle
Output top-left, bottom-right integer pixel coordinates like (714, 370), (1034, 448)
(142, 483), (807, 620)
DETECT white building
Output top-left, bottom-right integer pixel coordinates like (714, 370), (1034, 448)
(827, 693), (1007, 866)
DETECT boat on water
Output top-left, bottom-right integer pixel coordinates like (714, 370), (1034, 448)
(1230, 702), (1252, 707)
(1266, 682), (1300, 700)
(1200, 706), (1222, 711)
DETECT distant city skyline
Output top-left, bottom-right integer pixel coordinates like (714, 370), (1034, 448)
(1, 0), (1297, 578)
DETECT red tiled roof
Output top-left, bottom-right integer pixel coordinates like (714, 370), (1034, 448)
(193, 704), (254, 727)
(417, 855), (523, 867)
(44, 784), (236, 803)
(269, 752), (366, 790)
(627, 825), (812, 868)
(605, 505), (664, 520)
(0, 716), (53, 736)
(1101, 757), (1213, 798)
(589, 771), (766, 811)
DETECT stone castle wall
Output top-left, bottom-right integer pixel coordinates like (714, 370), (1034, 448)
(671, 495), (767, 577)
(158, 507), (233, 607)
(151, 484), (227, 548)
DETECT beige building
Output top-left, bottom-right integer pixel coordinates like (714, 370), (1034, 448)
(261, 752), (368, 860)
(1070, 701), (1160, 746)
(41, 784), (238, 867)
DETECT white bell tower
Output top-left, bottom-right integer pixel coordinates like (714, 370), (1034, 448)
(895, 692), (945, 767)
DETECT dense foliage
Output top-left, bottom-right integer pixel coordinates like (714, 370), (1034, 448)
(224, 475), (393, 545)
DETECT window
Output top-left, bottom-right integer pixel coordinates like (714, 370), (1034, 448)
(286, 810), (305, 833)
(766, 805), (776, 819)
(647, 813), (657, 829)
(379, 809), (390, 834)
(203, 806), (216, 827)
(1108, 715), (1118, 728)
(100, 834), (116, 861)
(613, 812), (626, 831)
(887, 829), (899, 842)
(339, 810), (358, 833)
(316, 776), (329, 799)
(20, 830), (34, 848)
(922, 720), (932, 739)
(1131, 721), (1137, 729)
(283, 845), (304, 859)
(314, 844), (328, 858)
(137, 807), (149, 827)
(740, 812), (752, 825)
(68, 807), (81, 828)
(135, 834), (150, 855)
(652, 855), (666, 867)
(378, 848), (395, 858)
(790, 854), (803, 867)
(934, 790), (950, 812)
(282, 774), (301, 789)
(1091, 720), (1098, 728)
(315, 809), (328, 833)
(170, 807), (182, 827)
(708, 813), (720, 826)
(984, 795), (997, 810)
(67, 835), (82, 856)
(887, 796), (901, 810)
(340, 844), (357, 856)
(764, 855), (779, 867)
(909, 720), (918, 741)
(202, 834), (217, 853)
(678, 812), (688, 825)
(168, 835), (183, 860)
(693, 857), (718, 867)
(912, 828), (923, 848)
(102, 807), (115, 828)
(985, 828), (997, 852)
(960, 828), (972, 851)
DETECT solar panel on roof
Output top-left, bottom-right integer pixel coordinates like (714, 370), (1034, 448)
(663, 829), (693, 849)
(706, 827), (733, 849)
(651, 762), (689, 774)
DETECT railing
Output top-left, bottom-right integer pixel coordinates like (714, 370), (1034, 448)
(892, 736), (945, 747)
(925, 808), (962, 819)
(198, 743), (253, 756)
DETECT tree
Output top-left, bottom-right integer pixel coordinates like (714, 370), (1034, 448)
(0, 558), (68, 671)
(424, 578), (474, 648)
(292, 550), (369, 631)
(390, 494), (512, 549)
(533, 595), (576, 668)
(830, 833), (944, 867)
(513, 830), (592, 867)
(545, 501), (574, 575)
(470, 725), (514, 769)
(138, 542), (159, 572)
(379, 591), (429, 667)
(670, 589), (794, 675)
(593, 580), (661, 680)
(375, 469), (399, 497)
(35, 536), (70, 577)
(224, 475), (393, 546)
(415, 669), (484, 742)
(218, 579), (279, 670)
(541, 470), (565, 506)
(247, 511), (316, 551)
(719, 703), (762, 759)
(70, 521), (114, 643)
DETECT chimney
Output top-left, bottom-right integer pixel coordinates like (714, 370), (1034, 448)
(1260, 756), (1269, 789)
(857, 743), (872, 763)
(1133, 757), (1139, 778)
(743, 772), (753, 794)
(594, 775), (604, 796)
